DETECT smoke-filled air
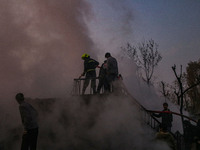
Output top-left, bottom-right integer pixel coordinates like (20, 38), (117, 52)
(0, 0), (178, 150)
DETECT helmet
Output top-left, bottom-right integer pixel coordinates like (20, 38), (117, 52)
(81, 53), (90, 59)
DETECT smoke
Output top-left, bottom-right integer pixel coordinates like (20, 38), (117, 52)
(84, 0), (135, 61)
(0, 0), (95, 149)
(3, 94), (170, 150)
(0, 0), (175, 150)
(0, 0), (95, 99)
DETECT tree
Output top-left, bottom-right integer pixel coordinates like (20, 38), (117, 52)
(159, 81), (177, 104)
(158, 80), (184, 106)
(121, 39), (162, 85)
(160, 81), (169, 100)
(186, 60), (200, 114)
(172, 65), (200, 128)
(171, 64), (200, 137)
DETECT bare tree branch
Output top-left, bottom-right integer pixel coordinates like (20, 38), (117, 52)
(121, 39), (162, 85)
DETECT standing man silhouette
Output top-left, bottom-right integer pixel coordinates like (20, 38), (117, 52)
(15, 93), (39, 150)
(104, 52), (118, 92)
(153, 102), (173, 132)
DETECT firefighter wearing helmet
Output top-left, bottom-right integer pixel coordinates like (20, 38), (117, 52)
(80, 53), (99, 95)
(81, 53), (90, 60)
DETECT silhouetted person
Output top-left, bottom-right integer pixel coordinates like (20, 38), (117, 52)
(15, 93), (39, 150)
(155, 124), (177, 150)
(104, 52), (118, 92)
(80, 53), (99, 95)
(153, 102), (173, 132)
(97, 60), (107, 94)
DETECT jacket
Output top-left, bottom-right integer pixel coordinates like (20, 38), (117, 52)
(153, 109), (173, 127)
(19, 101), (38, 130)
(83, 58), (99, 75)
(106, 56), (118, 75)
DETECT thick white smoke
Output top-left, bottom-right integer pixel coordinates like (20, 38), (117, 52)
(0, 0), (96, 99)
(0, 0), (96, 149)
(0, 0), (174, 150)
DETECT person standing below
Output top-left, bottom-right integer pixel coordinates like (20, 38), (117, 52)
(153, 102), (173, 132)
(97, 60), (107, 94)
(104, 52), (118, 92)
(15, 93), (39, 150)
(80, 53), (99, 95)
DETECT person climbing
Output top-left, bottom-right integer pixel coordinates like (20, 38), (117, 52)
(97, 60), (107, 94)
(80, 53), (99, 95)
(15, 93), (39, 150)
(104, 52), (118, 93)
(153, 102), (173, 132)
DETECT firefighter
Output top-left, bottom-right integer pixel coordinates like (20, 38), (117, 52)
(80, 53), (99, 95)
(104, 52), (118, 92)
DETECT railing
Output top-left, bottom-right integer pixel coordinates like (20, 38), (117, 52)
(142, 109), (160, 130)
(72, 77), (102, 95)
(72, 78), (199, 150)
(174, 131), (185, 150)
(145, 110), (199, 150)
(123, 90), (196, 150)
(72, 77), (127, 96)
(140, 108), (188, 150)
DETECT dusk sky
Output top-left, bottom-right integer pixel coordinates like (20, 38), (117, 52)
(86, 0), (200, 83)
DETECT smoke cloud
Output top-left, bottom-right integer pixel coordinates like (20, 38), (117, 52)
(0, 0), (174, 150)
(0, 0), (95, 99)
(2, 94), (171, 150)
(0, 0), (95, 149)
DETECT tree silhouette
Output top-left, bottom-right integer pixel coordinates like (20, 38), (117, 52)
(121, 39), (162, 85)
(172, 64), (200, 130)
(186, 60), (200, 114)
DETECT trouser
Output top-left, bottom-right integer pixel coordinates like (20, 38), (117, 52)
(97, 77), (105, 93)
(104, 74), (118, 92)
(21, 128), (38, 150)
(82, 71), (96, 94)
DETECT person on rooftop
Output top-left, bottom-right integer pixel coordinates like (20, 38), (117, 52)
(80, 53), (99, 95)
